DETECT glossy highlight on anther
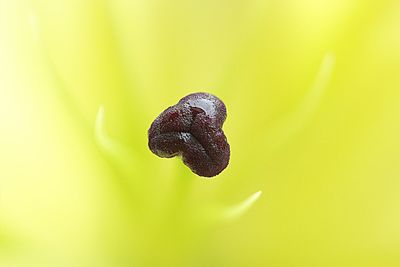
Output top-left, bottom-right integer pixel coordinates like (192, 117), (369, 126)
(148, 92), (230, 177)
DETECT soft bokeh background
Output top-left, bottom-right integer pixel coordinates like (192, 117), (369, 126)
(1, 0), (400, 266)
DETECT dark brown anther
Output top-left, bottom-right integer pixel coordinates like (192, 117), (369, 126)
(148, 92), (230, 177)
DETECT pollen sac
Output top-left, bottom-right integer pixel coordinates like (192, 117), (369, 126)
(148, 92), (230, 177)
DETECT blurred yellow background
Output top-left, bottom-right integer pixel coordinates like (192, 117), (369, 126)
(1, 0), (400, 266)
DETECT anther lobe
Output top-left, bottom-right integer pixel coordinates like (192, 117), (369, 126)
(148, 93), (230, 177)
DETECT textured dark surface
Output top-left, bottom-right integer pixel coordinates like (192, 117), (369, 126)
(148, 92), (230, 177)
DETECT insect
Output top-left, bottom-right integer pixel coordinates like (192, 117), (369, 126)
(148, 92), (230, 177)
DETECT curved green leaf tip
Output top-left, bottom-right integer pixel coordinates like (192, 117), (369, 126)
(95, 105), (130, 156)
(222, 190), (262, 221)
(95, 105), (114, 152)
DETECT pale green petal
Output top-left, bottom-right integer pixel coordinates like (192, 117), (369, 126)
(1, 0), (400, 266)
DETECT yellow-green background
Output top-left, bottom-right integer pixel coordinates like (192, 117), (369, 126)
(1, 0), (400, 266)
